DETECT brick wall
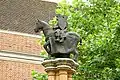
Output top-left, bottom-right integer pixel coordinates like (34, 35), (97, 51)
(0, 0), (56, 79)
(0, 30), (43, 56)
(0, 30), (45, 80)
(0, 60), (45, 80)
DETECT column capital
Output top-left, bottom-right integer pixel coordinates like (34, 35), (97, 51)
(42, 58), (78, 73)
(42, 58), (79, 80)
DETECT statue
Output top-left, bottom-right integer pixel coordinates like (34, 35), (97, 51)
(53, 14), (67, 42)
(34, 14), (82, 61)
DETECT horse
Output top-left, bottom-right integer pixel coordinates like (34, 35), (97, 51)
(34, 20), (81, 61)
(34, 20), (54, 56)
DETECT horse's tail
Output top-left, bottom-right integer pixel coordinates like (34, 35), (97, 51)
(69, 32), (82, 45)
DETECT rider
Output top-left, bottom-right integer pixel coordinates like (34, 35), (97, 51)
(53, 14), (67, 42)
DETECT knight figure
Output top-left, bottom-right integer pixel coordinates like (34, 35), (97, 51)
(34, 14), (82, 61)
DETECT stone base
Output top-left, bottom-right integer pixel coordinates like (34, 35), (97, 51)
(42, 58), (78, 80)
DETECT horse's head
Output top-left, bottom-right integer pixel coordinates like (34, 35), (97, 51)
(34, 19), (45, 33)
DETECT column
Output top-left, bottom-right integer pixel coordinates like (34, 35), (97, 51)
(68, 73), (73, 80)
(59, 70), (67, 80)
(42, 58), (78, 80)
(56, 71), (59, 80)
(47, 71), (55, 80)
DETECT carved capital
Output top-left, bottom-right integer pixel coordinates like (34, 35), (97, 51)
(42, 58), (78, 74)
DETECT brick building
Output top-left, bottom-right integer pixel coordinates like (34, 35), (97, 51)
(0, 0), (57, 80)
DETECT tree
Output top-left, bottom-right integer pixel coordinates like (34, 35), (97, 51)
(32, 0), (120, 80)
(31, 70), (48, 80)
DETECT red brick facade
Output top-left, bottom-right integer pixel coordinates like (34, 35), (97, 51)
(0, 31), (43, 56)
(0, 30), (45, 80)
(0, 60), (45, 80)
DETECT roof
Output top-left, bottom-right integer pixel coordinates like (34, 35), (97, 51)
(42, 0), (61, 3)
(0, 0), (57, 34)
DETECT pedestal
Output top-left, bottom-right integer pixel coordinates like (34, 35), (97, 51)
(42, 58), (78, 80)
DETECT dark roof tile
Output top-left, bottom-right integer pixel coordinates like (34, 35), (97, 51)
(0, 0), (57, 34)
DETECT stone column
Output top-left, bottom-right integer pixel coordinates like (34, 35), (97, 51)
(56, 72), (59, 80)
(42, 58), (78, 80)
(47, 71), (55, 80)
(42, 61), (56, 80)
(59, 70), (67, 80)
(68, 72), (73, 80)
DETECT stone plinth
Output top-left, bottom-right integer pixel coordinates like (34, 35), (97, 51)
(42, 58), (78, 80)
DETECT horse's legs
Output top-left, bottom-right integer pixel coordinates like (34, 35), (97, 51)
(73, 49), (79, 61)
(43, 40), (51, 58)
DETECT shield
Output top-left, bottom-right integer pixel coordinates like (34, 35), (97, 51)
(56, 14), (68, 30)
(49, 37), (67, 54)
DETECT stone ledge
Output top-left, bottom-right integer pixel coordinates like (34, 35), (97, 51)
(42, 58), (79, 72)
(0, 29), (41, 38)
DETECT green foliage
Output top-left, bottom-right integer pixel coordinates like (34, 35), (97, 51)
(32, 0), (120, 80)
(56, 0), (120, 80)
(31, 70), (48, 80)
(36, 34), (48, 58)
(49, 16), (58, 27)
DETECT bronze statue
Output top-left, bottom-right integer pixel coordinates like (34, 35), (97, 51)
(34, 14), (82, 61)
